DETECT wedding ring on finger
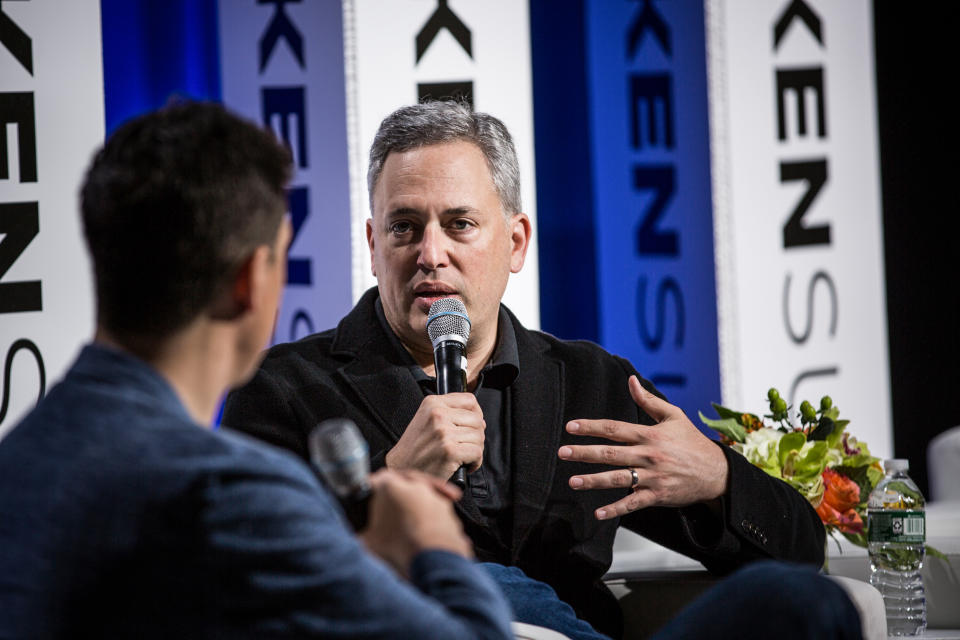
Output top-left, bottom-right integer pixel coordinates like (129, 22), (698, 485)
(628, 468), (640, 489)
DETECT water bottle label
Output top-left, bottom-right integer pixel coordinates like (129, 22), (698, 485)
(867, 510), (925, 543)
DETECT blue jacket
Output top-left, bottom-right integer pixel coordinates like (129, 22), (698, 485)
(0, 344), (512, 639)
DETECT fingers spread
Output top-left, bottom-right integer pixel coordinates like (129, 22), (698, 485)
(566, 418), (642, 443)
(569, 468), (645, 491)
(628, 375), (673, 422)
(595, 488), (656, 520)
(558, 443), (648, 465)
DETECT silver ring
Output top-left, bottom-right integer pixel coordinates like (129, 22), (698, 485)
(629, 468), (639, 488)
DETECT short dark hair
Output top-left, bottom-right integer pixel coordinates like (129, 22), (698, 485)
(368, 101), (521, 216)
(81, 101), (292, 341)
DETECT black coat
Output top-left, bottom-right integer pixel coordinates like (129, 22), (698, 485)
(223, 288), (825, 637)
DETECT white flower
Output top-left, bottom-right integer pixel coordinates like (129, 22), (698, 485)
(742, 428), (783, 471)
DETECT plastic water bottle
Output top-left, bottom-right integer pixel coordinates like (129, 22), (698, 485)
(867, 459), (926, 636)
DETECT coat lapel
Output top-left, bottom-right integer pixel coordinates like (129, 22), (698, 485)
(508, 310), (564, 560)
(330, 288), (423, 443)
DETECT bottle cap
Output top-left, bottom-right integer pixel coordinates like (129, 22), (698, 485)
(884, 458), (909, 472)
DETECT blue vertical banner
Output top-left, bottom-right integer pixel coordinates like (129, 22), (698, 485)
(101, 0), (220, 135)
(585, 0), (720, 426)
(218, 1), (353, 342)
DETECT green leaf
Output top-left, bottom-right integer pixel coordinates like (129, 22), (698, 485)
(710, 403), (741, 420)
(709, 403), (762, 426)
(698, 411), (747, 443)
(826, 419), (849, 449)
(840, 530), (868, 549)
(792, 441), (829, 482)
(821, 406), (840, 421)
(808, 416), (835, 441)
(833, 465), (873, 503)
(843, 453), (879, 469)
(778, 431), (806, 466)
(926, 545), (951, 564)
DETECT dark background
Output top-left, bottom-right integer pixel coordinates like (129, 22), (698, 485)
(874, 2), (959, 497)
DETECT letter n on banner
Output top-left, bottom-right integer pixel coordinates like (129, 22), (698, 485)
(586, 0), (721, 428)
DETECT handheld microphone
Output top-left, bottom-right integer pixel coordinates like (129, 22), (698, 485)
(308, 418), (371, 530)
(426, 297), (471, 488)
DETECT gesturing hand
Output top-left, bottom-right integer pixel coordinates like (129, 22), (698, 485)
(385, 393), (485, 479)
(360, 469), (472, 578)
(557, 376), (729, 520)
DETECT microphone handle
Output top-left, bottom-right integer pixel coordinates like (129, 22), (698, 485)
(342, 488), (372, 531)
(434, 340), (468, 488)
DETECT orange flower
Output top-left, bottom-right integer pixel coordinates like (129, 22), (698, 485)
(816, 469), (864, 534)
(822, 468), (861, 512)
(816, 500), (864, 534)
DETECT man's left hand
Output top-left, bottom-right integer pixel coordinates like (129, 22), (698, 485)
(557, 375), (729, 520)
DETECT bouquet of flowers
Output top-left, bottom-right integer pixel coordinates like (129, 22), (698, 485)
(699, 389), (882, 548)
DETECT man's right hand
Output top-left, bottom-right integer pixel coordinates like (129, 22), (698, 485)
(359, 469), (473, 578)
(384, 393), (485, 479)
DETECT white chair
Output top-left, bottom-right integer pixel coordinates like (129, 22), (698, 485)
(512, 622), (572, 640)
(928, 425), (960, 501)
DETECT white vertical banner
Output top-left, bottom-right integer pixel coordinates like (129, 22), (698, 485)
(218, 0), (354, 343)
(344, 0), (540, 329)
(706, 0), (892, 456)
(0, 0), (103, 438)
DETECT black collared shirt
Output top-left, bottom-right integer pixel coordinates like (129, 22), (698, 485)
(375, 299), (519, 560)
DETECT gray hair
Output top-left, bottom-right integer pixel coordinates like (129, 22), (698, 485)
(367, 101), (522, 216)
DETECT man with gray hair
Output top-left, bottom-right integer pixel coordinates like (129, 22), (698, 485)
(223, 101), (838, 638)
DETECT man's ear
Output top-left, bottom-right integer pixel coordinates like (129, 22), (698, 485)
(208, 250), (263, 321)
(509, 212), (532, 274)
(366, 217), (377, 277)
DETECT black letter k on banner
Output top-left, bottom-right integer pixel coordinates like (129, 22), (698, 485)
(0, 0), (33, 75)
(416, 0), (471, 64)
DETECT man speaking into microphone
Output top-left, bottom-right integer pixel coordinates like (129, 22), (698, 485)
(223, 101), (857, 639)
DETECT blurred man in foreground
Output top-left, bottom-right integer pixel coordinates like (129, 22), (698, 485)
(224, 101), (861, 639)
(0, 102), (512, 639)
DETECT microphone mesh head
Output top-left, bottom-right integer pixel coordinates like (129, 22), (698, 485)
(308, 418), (370, 498)
(427, 298), (471, 346)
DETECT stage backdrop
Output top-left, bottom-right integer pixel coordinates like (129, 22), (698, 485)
(2, 1), (894, 461)
(0, 0), (104, 438)
(705, 0), (892, 455)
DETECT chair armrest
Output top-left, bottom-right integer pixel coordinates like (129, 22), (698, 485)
(511, 621), (572, 639)
(826, 576), (887, 640)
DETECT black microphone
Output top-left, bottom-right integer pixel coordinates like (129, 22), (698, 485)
(308, 418), (372, 530)
(426, 297), (471, 488)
